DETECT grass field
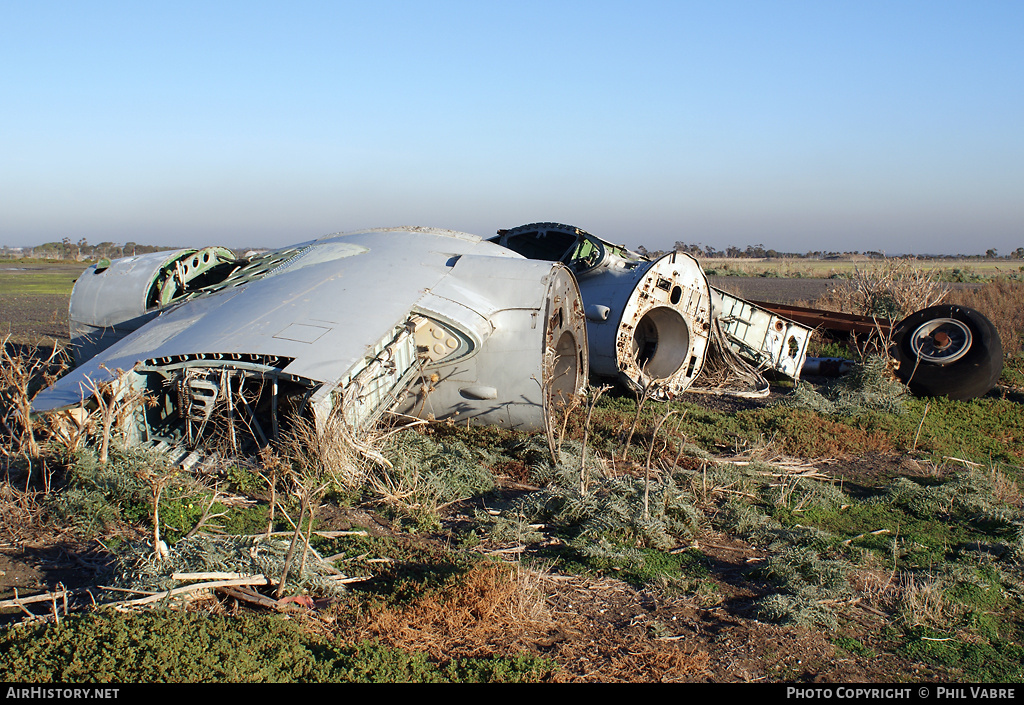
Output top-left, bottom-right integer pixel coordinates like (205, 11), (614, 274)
(698, 257), (1021, 281)
(0, 261), (82, 295)
(0, 262), (82, 344)
(2, 260), (1023, 683)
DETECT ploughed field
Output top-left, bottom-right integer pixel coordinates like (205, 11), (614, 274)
(0, 262), (78, 345)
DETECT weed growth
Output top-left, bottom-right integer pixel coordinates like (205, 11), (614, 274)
(781, 356), (907, 416)
(947, 280), (1024, 358)
(0, 611), (552, 682)
(815, 259), (949, 321)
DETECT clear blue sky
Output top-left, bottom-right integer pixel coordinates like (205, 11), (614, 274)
(2, 0), (1022, 255)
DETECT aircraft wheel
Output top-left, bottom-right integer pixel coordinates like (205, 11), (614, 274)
(891, 305), (1002, 400)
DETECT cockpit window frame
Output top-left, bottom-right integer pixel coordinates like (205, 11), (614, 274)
(563, 234), (606, 275)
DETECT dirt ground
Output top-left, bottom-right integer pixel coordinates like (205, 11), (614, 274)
(0, 275), (969, 682)
(707, 276), (838, 305)
(0, 262), (77, 345)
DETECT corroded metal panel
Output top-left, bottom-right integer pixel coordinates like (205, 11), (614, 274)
(711, 287), (813, 380)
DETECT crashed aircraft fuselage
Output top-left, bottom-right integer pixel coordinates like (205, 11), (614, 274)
(493, 223), (813, 395)
(493, 223), (716, 396)
(33, 222), (1002, 459)
(32, 224), (814, 455)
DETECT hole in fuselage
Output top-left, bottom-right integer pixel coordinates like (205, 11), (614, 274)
(549, 330), (580, 403)
(631, 307), (691, 380)
(788, 335), (800, 358)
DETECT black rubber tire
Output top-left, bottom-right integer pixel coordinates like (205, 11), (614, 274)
(891, 305), (1002, 400)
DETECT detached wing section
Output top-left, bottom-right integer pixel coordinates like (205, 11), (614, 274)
(33, 228), (587, 452)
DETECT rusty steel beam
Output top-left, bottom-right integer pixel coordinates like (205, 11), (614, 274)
(748, 300), (893, 337)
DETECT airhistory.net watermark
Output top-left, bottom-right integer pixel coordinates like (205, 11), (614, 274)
(6, 688), (119, 699)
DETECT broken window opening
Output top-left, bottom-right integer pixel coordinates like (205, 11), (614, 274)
(788, 335), (801, 358)
(502, 230), (578, 261)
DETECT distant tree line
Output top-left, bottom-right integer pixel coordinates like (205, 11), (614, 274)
(634, 242), (1024, 261)
(1, 238), (178, 261)
(2, 237), (1022, 262)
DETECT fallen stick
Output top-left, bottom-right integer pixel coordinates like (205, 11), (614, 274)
(112, 575), (268, 609)
(218, 585), (280, 610)
(171, 571), (258, 581)
(841, 528), (891, 546)
(0, 588), (69, 610)
(711, 487), (759, 500)
(483, 545), (527, 555)
(943, 456), (984, 468)
(98, 586), (159, 596)
(248, 530), (369, 539)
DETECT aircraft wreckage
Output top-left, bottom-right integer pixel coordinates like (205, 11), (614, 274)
(31, 224), (1003, 457)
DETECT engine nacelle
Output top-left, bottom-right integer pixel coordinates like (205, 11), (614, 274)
(69, 247), (236, 363)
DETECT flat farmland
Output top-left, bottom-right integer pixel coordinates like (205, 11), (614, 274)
(708, 276), (836, 304)
(699, 256), (1016, 280)
(0, 261), (82, 344)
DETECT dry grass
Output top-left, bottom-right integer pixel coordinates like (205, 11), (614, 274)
(550, 629), (711, 683)
(276, 412), (368, 490)
(893, 573), (959, 629)
(346, 562), (552, 656)
(340, 561), (711, 682)
(0, 338), (69, 461)
(769, 412), (895, 458)
(810, 270), (1023, 359)
(850, 563), (956, 630)
(985, 465), (1022, 507)
(815, 259), (950, 321)
(946, 279), (1024, 358)
(0, 482), (46, 544)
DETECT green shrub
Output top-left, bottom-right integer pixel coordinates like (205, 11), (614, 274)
(0, 612), (552, 683)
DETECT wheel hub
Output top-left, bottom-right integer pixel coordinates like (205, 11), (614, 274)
(911, 318), (972, 364)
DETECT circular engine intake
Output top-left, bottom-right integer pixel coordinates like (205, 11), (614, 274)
(608, 252), (712, 394)
(631, 306), (692, 380)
